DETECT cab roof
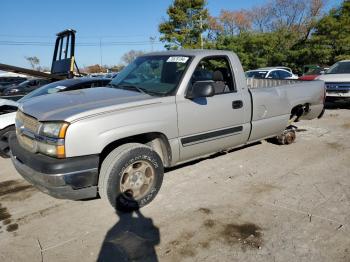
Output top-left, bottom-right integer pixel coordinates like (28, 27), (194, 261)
(143, 49), (234, 57)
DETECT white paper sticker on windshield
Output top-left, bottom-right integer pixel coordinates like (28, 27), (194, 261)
(55, 85), (66, 90)
(167, 56), (189, 63)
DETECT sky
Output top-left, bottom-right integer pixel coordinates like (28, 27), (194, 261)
(0, 0), (343, 69)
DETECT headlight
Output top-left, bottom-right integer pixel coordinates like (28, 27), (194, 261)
(37, 122), (69, 158)
(37, 141), (66, 158)
(39, 122), (69, 138)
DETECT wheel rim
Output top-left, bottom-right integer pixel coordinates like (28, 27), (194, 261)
(285, 131), (295, 144)
(119, 160), (155, 201)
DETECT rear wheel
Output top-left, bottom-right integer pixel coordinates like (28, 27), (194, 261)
(98, 143), (164, 212)
(275, 129), (296, 145)
(0, 126), (15, 158)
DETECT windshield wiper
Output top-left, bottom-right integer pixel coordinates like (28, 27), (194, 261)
(109, 83), (158, 96)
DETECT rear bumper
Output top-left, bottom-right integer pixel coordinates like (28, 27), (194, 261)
(9, 134), (99, 200)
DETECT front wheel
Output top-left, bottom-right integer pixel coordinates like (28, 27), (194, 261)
(98, 143), (164, 212)
(0, 125), (15, 158)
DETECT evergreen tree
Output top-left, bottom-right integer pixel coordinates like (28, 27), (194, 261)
(311, 1), (350, 64)
(159, 0), (209, 49)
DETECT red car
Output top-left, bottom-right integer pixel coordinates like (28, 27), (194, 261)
(299, 67), (327, 81)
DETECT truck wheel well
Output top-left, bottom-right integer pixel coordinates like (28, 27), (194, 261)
(99, 132), (172, 168)
(290, 104), (310, 122)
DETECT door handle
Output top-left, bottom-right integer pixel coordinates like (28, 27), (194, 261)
(232, 100), (243, 109)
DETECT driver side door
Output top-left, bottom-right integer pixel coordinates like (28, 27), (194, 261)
(176, 56), (251, 162)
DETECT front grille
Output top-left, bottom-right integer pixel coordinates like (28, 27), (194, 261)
(16, 110), (40, 133)
(18, 133), (35, 151)
(16, 111), (39, 152)
(325, 82), (350, 91)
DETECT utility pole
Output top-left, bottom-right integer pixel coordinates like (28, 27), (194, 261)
(99, 37), (103, 71)
(149, 36), (156, 51)
(200, 15), (203, 49)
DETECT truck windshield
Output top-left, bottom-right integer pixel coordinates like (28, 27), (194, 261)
(326, 61), (350, 74)
(110, 55), (191, 96)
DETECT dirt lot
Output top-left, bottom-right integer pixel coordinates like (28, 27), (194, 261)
(0, 107), (349, 262)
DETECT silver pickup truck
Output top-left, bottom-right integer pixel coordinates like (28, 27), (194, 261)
(9, 50), (325, 211)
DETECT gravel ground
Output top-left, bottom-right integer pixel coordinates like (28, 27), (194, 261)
(0, 107), (349, 262)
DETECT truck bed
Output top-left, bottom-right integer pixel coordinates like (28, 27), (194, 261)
(247, 79), (325, 142)
(246, 78), (302, 89)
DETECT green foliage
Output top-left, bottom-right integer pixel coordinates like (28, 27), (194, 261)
(159, 0), (350, 73)
(159, 0), (209, 49)
(311, 1), (350, 64)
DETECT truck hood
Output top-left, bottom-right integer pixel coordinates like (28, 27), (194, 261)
(316, 74), (350, 82)
(20, 87), (155, 122)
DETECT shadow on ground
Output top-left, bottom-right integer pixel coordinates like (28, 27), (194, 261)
(97, 205), (160, 262)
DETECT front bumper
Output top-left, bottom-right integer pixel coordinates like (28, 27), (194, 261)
(326, 91), (350, 98)
(9, 134), (99, 200)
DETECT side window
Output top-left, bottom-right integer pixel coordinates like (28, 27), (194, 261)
(29, 80), (37, 86)
(190, 56), (235, 95)
(268, 71), (279, 79)
(278, 70), (291, 78)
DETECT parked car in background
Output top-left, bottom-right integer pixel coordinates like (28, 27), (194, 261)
(0, 76), (27, 93)
(104, 72), (119, 79)
(0, 77), (111, 158)
(299, 65), (328, 81)
(0, 78), (52, 100)
(246, 68), (298, 79)
(259, 66), (293, 74)
(315, 60), (350, 100)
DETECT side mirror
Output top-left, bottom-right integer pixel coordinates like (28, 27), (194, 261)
(320, 70), (325, 75)
(186, 81), (215, 99)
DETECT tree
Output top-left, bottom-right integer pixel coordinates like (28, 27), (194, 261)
(25, 56), (40, 69)
(121, 50), (145, 65)
(219, 9), (251, 35)
(83, 64), (107, 74)
(311, 1), (350, 64)
(109, 64), (125, 72)
(250, 5), (273, 32)
(207, 15), (223, 40)
(204, 0), (330, 73)
(159, 0), (209, 49)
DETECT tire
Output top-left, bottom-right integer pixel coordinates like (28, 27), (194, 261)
(98, 143), (164, 212)
(0, 125), (15, 158)
(275, 129), (296, 145)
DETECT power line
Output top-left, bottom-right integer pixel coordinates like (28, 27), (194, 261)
(0, 40), (163, 47)
(0, 34), (159, 39)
